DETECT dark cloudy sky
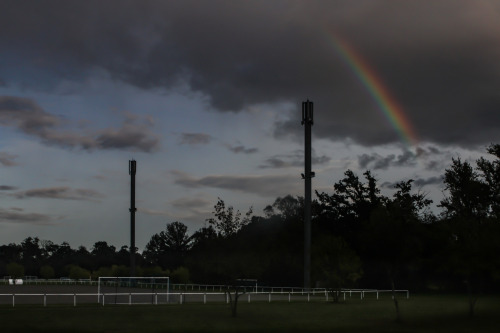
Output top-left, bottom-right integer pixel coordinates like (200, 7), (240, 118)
(1, 0), (499, 249)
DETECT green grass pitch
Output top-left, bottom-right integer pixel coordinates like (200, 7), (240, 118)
(1, 294), (499, 332)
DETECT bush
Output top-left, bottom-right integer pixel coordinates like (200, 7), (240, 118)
(172, 266), (190, 284)
(92, 266), (113, 278)
(111, 265), (129, 277)
(40, 265), (55, 279)
(142, 266), (169, 277)
(68, 265), (91, 280)
(6, 262), (25, 278)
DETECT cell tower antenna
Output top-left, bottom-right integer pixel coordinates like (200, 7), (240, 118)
(129, 160), (137, 276)
(302, 100), (314, 290)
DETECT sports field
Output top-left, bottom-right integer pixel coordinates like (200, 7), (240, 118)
(1, 294), (499, 332)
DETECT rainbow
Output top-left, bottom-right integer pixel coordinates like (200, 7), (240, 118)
(328, 34), (418, 146)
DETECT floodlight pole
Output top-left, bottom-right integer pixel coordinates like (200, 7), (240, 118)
(129, 160), (137, 277)
(302, 100), (314, 290)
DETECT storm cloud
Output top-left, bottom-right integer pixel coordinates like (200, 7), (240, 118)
(1, 1), (500, 147)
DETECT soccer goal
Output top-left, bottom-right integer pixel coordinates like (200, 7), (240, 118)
(97, 276), (170, 305)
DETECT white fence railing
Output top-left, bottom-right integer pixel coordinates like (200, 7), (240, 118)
(0, 279), (98, 286)
(0, 289), (409, 307)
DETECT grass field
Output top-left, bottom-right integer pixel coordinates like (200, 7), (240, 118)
(1, 294), (499, 332)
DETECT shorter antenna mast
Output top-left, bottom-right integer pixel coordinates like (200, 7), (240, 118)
(129, 160), (137, 276)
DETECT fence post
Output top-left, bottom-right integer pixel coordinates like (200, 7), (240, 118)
(407, 291), (409, 299)
(44, 294), (46, 307)
(288, 293), (291, 303)
(204, 293), (206, 304)
(74, 294), (76, 307)
(248, 293), (250, 303)
(102, 294), (105, 306)
(12, 294), (14, 307)
(268, 293), (271, 303)
(308, 293), (310, 302)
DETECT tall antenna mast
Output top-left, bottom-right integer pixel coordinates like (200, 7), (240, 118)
(129, 160), (137, 276)
(301, 100), (314, 290)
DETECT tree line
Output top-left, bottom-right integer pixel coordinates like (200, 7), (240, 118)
(2, 145), (499, 302)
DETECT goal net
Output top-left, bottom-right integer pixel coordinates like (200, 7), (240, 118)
(97, 276), (170, 305)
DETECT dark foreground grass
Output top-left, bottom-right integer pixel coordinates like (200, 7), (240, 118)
(1, 294), (499, 333)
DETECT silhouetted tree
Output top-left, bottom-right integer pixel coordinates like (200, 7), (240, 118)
(74, 246), (92, 271)
(439, 154), (500, 317)
(190, 225), (217, 249)
(91, 241), (116, 270)
(116, 245), (130, 266)
(476, 143), (500, 218)
(143, 221), (191, 269)
(0, 243), (22, 274)
(20, 237), (43, 275)
(206, 198), (253, 238)
(316, 170), (384, 246)
(267, 195), (304, 221)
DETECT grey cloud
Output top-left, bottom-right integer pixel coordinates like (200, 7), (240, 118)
(358, 149), (419, 170)
(0, 185), (18, 191)
(358, 154), (377, 169)
(226, 145), (258, 154)
(0, 96), (159, 152)
(0, 208), (56, 225)
(260, 157), (293, 169)
(0, 96), (60, 135)
(313, 155), (332, 165)
(179, 133), (213, 145)
(374, 155), (396, 170)
(13, 187), (104, 201)
(138, 208), (171, 217)
(96, 121), (159, 152)
(382, 176), (444, 189)
(414, 176), (444, 187)
(171, 196), (211, 210)
(0, 152), (18, 166)
(425, 160), (443, 171)
(260, 150), (331, 169)
(172, 170), (301, 197)
(2, 1), (500, 147)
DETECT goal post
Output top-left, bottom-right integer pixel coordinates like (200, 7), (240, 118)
(97, 276), (170, 305)
(236, 279), (258, 292)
